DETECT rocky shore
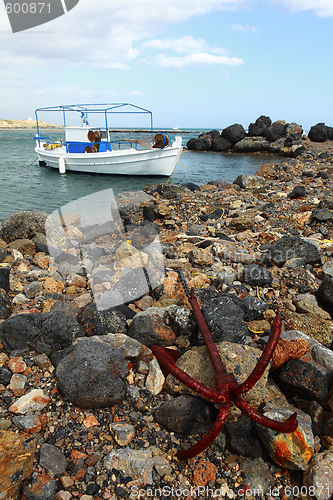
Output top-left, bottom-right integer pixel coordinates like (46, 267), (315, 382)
(186, 117), (333, 158)
(1, 146), (333, 500)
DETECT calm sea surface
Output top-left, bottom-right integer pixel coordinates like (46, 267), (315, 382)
(0, 129), (280, 222)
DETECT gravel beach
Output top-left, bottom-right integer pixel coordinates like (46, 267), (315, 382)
(1, 142), (333, 500)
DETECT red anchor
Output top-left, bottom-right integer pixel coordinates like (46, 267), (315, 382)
(151, 276), (298, 460)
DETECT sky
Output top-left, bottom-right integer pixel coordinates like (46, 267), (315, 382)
(0, 0), (332, 130)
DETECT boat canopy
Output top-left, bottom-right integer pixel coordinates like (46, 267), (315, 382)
(34, 103), (154, 141)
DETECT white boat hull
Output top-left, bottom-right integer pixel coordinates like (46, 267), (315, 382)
(35, 137), (182, 176)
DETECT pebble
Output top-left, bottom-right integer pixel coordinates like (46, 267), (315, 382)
(39, 443), (68, 475)
(145, 358), (165, 395)
(8, 388), (50, 414)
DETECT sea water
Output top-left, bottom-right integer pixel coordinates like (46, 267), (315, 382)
(0, 129), (280, 222)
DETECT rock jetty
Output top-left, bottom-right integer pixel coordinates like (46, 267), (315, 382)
(187, 115), (333, 158)
(1, 147), (333, 499)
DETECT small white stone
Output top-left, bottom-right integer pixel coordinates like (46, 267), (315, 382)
(8, 388), (50, 415)
(145, 358), (165, 395)
(12, 293), (29, 304)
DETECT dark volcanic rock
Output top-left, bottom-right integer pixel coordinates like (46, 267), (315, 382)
(221, 124), (246, 144)
(308, 123), (328, 142)
(0, 366), (12, 385)
(243, 264), (272, 286)
(311, 209), (333, 222)
(56, 339), (128, 408)
(182, 182), (201, 192)
(201, 295), (248, 344)
(205, 129), (221, 140)
(328, 126), (333, 141)
(127, 315), (175, 347)
(0, 267), (10, 293)
(211, 136), (232, 152)
(225, 414), (263, 458)
(227, 294), (267, 322)
(198, 132), (214, 149)
(0, 210), (49, 243)
(276, 359), (329, 402)
(142, 205), (156, 222)
(187, 137), (211, 151)
(285, 122), (303, 139)
(0, 247), (8, 263)
(248, 116), (272, 136)
(154, 395), (214, 434)
(262, 235), (320, 266)
(77, 302), (128, 336)
(262, 121), (285, 142)
(0, 289), (11, 319)
(316, 275), (333, 307)
(288, 186), (306, 199)
(0, 311), (84, 355)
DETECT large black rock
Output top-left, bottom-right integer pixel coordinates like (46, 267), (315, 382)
(225, 293), (267, 322)
(262, 121), (286, 142)
(221, 124), (246, 144)
(308, 123), (328, 142)
(276, 359), (329, 402)
(262, 235), (320, 266)
(211, 136), (232, 152)
(207, 129), (221, 139)
(127, 315), (175, 347)
(201, 295), (248, 344)
(56, 339), (128, 408)
(316, 275), (333, 307)
(0, 311), (84, 355)
(187, 137), (211, 151)
(248, 116), (272, 136)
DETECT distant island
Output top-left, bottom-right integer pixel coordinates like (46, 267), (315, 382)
(0, 119), (61, 129)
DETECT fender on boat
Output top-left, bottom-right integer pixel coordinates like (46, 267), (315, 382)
(59, 156), (66, 174)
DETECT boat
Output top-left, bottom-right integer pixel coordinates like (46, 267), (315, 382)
(34, 103), (182, 175)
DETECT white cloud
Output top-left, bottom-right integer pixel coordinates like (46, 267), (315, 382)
(230, 23), (260, 33)
(144, 52), (244, 68)
(142, 35), (229, 55)
(265, 0), (333, 17)
(141, 35), (241, 68)
(0, 0), (331, 80)
(0, 0), (247, 70)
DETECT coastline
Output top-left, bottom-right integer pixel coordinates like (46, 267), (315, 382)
(0, 119), (61, 129)
(1, 147), (333, 498)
